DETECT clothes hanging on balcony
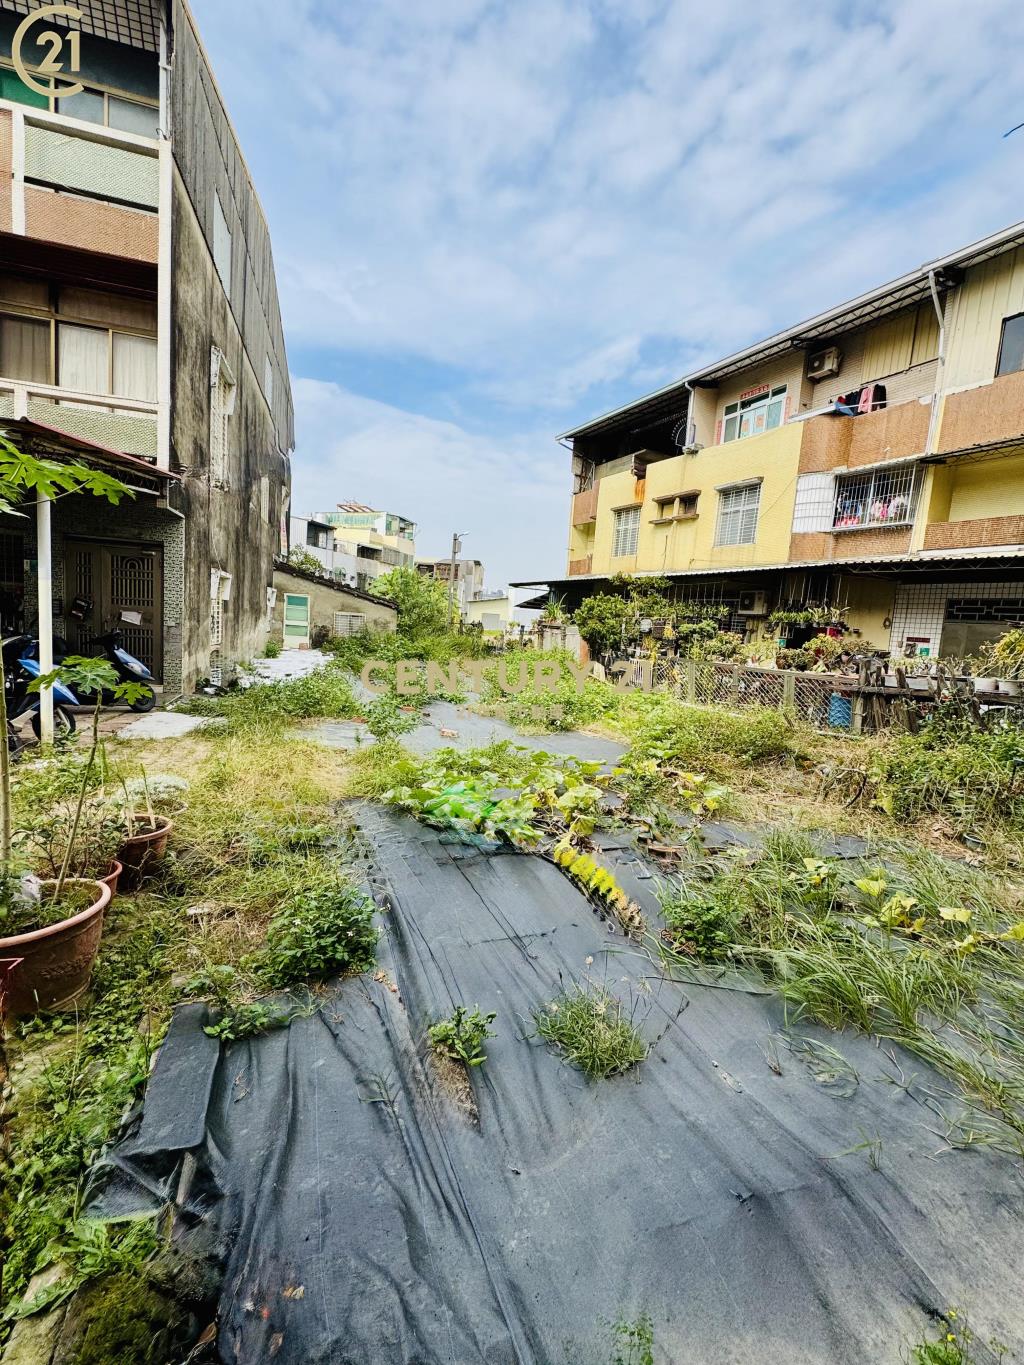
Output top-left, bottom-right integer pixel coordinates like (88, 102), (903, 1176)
(857, 382), (886, 414)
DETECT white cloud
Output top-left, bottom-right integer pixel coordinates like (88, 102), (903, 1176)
(290, 379), (567, 585)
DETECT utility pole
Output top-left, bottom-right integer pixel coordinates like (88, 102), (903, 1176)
(448, 532), (463, 629)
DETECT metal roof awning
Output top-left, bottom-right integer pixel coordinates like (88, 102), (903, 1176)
(562, 217), (1024, 443)
(512, 547), (1024, 594)
(0, 417), (177, 497)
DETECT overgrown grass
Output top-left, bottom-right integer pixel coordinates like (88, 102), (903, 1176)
(479, 648), (619, 732)
(176, 660), (362, 733)
(533, 983), (648, 1078)
(1, 731), (369, 1325)
(656, 826), (1024, 1146)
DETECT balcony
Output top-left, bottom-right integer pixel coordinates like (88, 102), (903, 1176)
(799, 400), (930, 473)
(567, 555), (593, 576)
(0, 103), (159, 263)
(0, 380), (157, 460)
(924, 514), (1024, 552)
(937, 369), (1024, 453)
(571, 486), (598, 526)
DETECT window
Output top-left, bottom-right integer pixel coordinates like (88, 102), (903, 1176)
(259, 476), (270, 523)
(653, 491), (699, 521)
(612, 505), (640, 557)
(833, 466), (918, 530)
(996, 313), (1024, 378)
(333, 611), (365, 636)
(0, 65), (159, 131)
(210, 596), (223, 647)
(213, 193), (232, 293)
(722, 385), (787, 442)
(210, 350), (236, 487)
(714, 484), (761, 546)
(0, 283), (157, 397)
(264, 355), (274, 407)
(0, 316), (49, 381)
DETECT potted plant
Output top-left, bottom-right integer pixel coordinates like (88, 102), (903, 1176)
(18, 795), (127, 896)
(116, 773), (174, 887)
(0, 657), (143, 1013)
(0, 437), (134, 1012)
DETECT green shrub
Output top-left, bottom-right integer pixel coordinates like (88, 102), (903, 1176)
(257, 883), (377, 987)
(658, 880), (736, 961)
(617, 691), (793, 773)
(870, 721), (1024, 830)
(428, 1005), (496, 1067)
(263, 638), (282, 658)
(533, 984), (648, 1078)
(481, 648), (617, 731)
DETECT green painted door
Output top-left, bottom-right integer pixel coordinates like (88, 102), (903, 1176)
(283, 593), (310, 647)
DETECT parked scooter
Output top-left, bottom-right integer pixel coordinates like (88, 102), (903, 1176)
(2, 635), (79, 753)
(64, 627), (157, 713)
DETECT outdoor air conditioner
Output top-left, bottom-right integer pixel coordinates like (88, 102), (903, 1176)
(737, 590), (768, 616)
(807, 345), (842, 382)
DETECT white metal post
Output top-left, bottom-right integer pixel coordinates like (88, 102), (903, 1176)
(36, 496), (54, 745)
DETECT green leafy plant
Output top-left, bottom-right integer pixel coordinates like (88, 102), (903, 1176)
(904, 1308), (1011, 1364)
(4, 1217), (160, 1321)
(657, 880), (735, 962)
(203, 1001), (289, 1041)
(256, 882), (377, 988)
(365, 692), (420, 743)
(533, 982), (648, 1078)
(428, 1005), (497, 1067)
(286, 546), (325, 575)
(263, 638), (282, 658)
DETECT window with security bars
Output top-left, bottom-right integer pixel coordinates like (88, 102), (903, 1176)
(833, 466), (918, 530)
(210, 353), (235, 488)
(714, 484), (761, 546)
(333, 612), (366, 636)
(210, 597), (223, 647)
(612, 505), (640, 557)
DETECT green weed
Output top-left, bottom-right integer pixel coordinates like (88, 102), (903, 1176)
(533, 983), (648, 1079)
(429, 1005), (497, 1067)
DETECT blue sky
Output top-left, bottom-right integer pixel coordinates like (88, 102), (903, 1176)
(190, 0), (1024, 585)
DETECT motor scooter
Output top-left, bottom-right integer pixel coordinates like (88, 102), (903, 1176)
(77, 626), (157, 712)
(2, 635), (79, 753)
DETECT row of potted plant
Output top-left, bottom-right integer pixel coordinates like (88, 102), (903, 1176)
(0, 656), (173, 1016)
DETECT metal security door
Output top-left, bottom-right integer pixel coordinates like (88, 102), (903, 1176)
(65, 540), (163, 680)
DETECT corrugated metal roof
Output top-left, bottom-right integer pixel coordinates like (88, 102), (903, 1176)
(511, 547), (1024, 590)
(562, 217), (1024, 443)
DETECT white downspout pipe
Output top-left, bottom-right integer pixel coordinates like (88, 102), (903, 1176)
(924, 268), (947, 458)
(36, 496), (54, 745)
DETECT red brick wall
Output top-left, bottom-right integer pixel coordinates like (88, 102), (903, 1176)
(924, 514), (1024, 551)
(24, 187), (158, 262)
(938, 371), (1024, 453)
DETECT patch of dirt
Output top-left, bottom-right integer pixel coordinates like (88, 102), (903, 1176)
(429, 1048), (479, 1126)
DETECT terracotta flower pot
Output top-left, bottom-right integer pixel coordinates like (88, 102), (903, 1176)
(98, 860), (123, 897)
(118, 814), (173, 887)
(0, 879), (111, 1015)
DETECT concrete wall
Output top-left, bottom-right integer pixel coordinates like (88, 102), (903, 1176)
(270, 567), (397, 644)
(169, 170), (288, 688)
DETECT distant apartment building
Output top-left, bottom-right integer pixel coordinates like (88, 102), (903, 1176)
(311, 501), (415, 593)
(0, 0), (293, 692)
(416, 557), (484, 616)
(519, 221), (1024, 660)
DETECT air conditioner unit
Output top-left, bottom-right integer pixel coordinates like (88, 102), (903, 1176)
(737, 590), (768, 616)
(807, 345), (842, 382)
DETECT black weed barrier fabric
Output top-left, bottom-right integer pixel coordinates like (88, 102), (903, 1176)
(89, 808), (1024, 1364)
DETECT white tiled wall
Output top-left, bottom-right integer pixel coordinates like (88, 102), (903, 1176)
(890, 579), (1024, 656)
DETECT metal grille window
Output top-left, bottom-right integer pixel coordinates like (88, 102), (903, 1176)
(715, 484), (761, 546)
(210, 351), (236, 488)
(333, 612), (365, 636)
(612, 505), (640, 557)
(210, 597), (223, 647)
(833, 466), (918, 530)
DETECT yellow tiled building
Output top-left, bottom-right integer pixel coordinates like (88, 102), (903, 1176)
(531, 222), (1024, 659)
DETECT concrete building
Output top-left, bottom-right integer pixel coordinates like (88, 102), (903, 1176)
(519, 220), (1024, 660)
(312, 502), (416, 593)
(289, 513), (359, 586)
(0, 0), (292, 693)
(464, 587), (541, 632)
(270, 560), (397, 649)
(416, 557), (485, 616)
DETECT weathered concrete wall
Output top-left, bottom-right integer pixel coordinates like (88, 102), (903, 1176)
(270, 567), (398, 645)
(170, 170), (288, 689)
